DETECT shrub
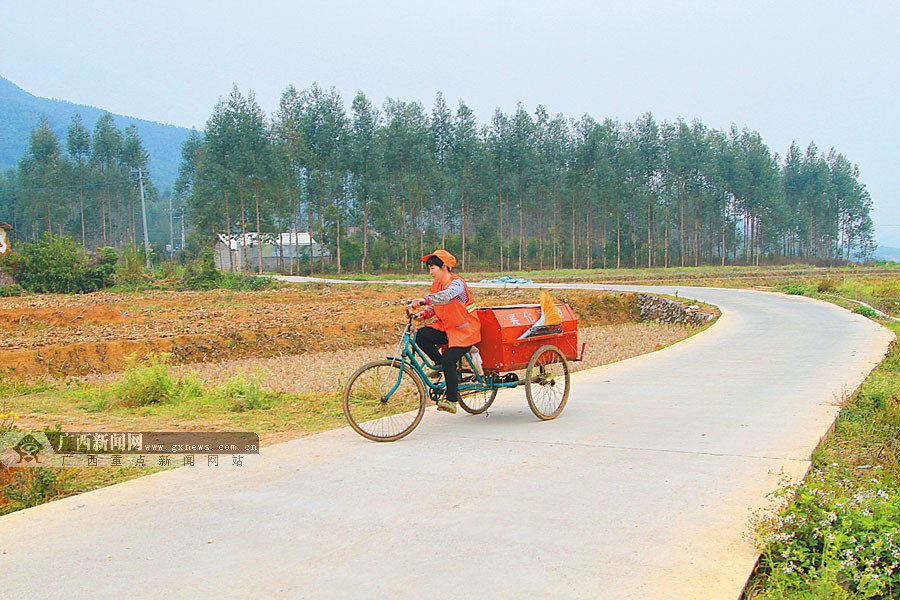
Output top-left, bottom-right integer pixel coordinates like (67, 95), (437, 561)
(0, 284), (23, 297)
(817, 278), (839, 293)
(112, 354), (175, 407)
(90, 246), (119, 288)
(853, 304), (880, 319)
(109, 354), (205, 408)
(0, 234), (117, 293)
(180, 248), (220, 290)
(219, 272), (277, 291)
(115, 245), (151, 288)
(782, 283), (814, 296)
(1, 468), (69, 512)
(221, 374), (276, 412)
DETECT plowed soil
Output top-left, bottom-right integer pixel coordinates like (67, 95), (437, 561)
(0, 285), (642, 380)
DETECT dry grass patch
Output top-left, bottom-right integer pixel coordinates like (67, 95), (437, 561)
(162, 322), (692, 396)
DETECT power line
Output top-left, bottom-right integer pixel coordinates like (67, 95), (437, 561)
(0, 179), (134, 194)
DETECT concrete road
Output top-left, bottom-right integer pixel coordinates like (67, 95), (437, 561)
(0, 285), (893, 599)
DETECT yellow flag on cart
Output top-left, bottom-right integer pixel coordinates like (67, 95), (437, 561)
(540, 290), (562, 326)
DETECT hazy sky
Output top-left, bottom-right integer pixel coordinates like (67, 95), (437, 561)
(3, 1), (899, 245)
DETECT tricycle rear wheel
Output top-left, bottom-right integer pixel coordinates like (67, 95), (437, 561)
(525, 345), (570, 420)
(458, 386), (498, 414)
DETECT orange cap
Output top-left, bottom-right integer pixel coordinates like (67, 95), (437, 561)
(420, 249), (457, 268)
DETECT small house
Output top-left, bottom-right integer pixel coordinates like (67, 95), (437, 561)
(214, 232), (327, 273)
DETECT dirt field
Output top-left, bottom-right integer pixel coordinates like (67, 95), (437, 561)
(0, 284), (647, 379)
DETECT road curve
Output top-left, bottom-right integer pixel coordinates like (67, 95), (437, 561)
(0, 283), (893, 599)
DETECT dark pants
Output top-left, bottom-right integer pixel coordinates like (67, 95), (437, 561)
(414, 326), (470, 402)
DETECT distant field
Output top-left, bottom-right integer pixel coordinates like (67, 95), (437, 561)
(322, 262), (900, 286)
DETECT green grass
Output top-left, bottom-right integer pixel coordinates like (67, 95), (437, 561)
(4, 356), (347, 436)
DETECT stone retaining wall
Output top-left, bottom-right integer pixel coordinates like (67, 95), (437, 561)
(637, 293), (716, 327)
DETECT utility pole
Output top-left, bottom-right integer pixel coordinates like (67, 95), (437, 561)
(168, 191), (174, 257)
(138, 169), (151, 269)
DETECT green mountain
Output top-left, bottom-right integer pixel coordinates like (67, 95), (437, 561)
(0, 75), (192, 191)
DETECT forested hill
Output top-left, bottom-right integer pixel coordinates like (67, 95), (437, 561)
(0, 76), (191, 190)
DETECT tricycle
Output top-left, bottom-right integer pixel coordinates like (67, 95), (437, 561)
(342, 302), (584, 442)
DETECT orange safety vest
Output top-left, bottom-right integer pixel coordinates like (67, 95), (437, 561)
(430, 274), (481, 348)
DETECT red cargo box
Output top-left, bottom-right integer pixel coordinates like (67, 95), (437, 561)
(475, 303), (579, 373)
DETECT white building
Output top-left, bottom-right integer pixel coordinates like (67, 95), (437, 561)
(214, 232), (327, 273)
(0, 222), (11, 255)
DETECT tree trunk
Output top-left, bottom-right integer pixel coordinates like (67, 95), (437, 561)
(239, 184), (248, 273)
(254, 183), (263, 275)
(571, 186), (577, 269)
(225, 190), (233, 273)
(616, 210), (621, 269)
(362, 194), (369, 274)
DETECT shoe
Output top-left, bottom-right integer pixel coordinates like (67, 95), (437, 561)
(436, 399), (457, 414)
(426, 368), (443, 380)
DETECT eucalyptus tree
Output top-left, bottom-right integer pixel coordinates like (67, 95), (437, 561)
(314, 87), (348, 272)
(740, 130), (784, 264)
(348, 91), (380, 272)
(296, 84), (348, 271)
(173, 129), (202, 229)
(706, 127), (746, 264)
(66, 113), (92, 243)
(90, 113), (125, 245)
(781, 142), (804, 257)
(447, 100), (480, 269)
(17, 116), (66, 237)
(615, 121), (645, 267)
(431, 92), (453, 247)
(232, 89), (274, 273)
(193, 96), (238, 259)
(0, 169), (16, 229)
(532, 106), (569, 269)
(592, 118), (625, 268)
(570, 115), (598, 269)
(664, 119), (716, 266)
(508, 104), (536, 270)
(119, 124), (153, 248)
(631, 113), (662, 267)
(799, 143), (836, 259)
(197, 86), (273, 273)
(486, 109), (512, 270)
(272, 86), (308, 272)
(381, 98), (432, 268)
(828, 150), (874, 260)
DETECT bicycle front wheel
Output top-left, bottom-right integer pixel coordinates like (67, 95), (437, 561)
(342, 359), (426, 442)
